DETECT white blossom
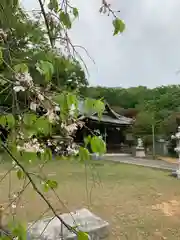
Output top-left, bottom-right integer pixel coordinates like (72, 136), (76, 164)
(46, 109), (59, 123)
(32, 138), (38, 144)
(37, 93), (44, 101)
(38, 148), (45, 153)
(17, 146), (21, 151)
(13, 194), (17, 199)
(77, 121), (84, 129)
(11, 203), (16, 209)
(65, 123), (78, 134)
(30, 102), (37, 111)
(47, 140), (52, 146)
(14, 72), (34, 92)
(0, 28), (7, 41)
(67, 143), (79, 155)
(17, 139), (44, 153)
(41, 181), (45, 185)
(12, 161), (19, 169)
(55, 146), (61, 152)
(55, 105), (60, 111)
(15, 72), (33, 86)
(13, 85), (25, 92)
(18, 115), (22, 121)
(18, 132), (24, 140)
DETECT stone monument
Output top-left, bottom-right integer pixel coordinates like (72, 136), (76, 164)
(171, 126), (180, 179)
(135, 138), (145, 158)
(28, 208), (109, 239)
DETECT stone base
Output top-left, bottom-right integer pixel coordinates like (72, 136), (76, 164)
(28, 208), (109, 240)
(135, 149), (146, 158)
(172, 170), (180, 179)
(92, 153), (102, 160)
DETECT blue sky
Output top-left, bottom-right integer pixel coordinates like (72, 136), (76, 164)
(22, 0), (180, 88)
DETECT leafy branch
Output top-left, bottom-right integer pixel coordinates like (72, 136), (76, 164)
(1, 143), (78, 235)
(0, 0), (125, 239)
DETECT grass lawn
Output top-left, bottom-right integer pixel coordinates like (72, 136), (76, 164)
(0, 160), (180, 239)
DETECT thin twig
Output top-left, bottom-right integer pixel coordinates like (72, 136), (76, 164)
(0, 167), (15, 185)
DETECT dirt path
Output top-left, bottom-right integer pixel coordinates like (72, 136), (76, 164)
(104, 155), (177, 171)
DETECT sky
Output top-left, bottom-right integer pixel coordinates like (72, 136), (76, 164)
(22, 0), (180, 88)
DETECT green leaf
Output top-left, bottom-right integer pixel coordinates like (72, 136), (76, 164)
(47, 179), (58, 189)
(10, 223), (27, 240)
(60, 11), (72, 29)
(0, 48), (3, 65)
(0, 77), (6, 85)
(21, 151), (37, 162)
(6, 114), (15, 128)
(10, 145), (21, 159)
(73, 8), (79, 18)
(23, 113), (37, 126)
(79, 147), (90, 161)
(112, 18), (125, 35)
(35, 117), (51, 135)
(53, 93), (65, 105)
(0, 235), (10, 240)
(36, 60), (54, 82)
(0, 115), (7, 127)
(0, 114), (15, 129)
(41, 148), (52, 161)
(77, 231), (89, 239)
(84, 98), (96, 115)
(43, 183), (50, 192)
(90, 136), (106, 154)
(14, 63), (28, 73)
(16, 169), (24, 180)
(43, 179), (58, 192)
(53, 93), (69, 120)
(84, 135), (91, 147)
(67, 93), (77, 108)
(94, 100), (105, 118)
(67, 93), (78, 116)
(48, 0), (59, 12)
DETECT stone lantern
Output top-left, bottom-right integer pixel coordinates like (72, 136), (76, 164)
(135, 138), (145, 158)
(171, 126), (180, 178)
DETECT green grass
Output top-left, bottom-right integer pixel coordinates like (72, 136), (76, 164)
(1, 160), (180, 239)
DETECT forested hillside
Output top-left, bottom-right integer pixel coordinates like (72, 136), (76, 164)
(80, 85), (180, 140)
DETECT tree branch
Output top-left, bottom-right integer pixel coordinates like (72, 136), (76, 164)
(38, 0), (54, 47)
(1, 143), (78, 235)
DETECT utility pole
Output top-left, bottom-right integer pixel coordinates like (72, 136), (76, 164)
(152, 123), (155, 159)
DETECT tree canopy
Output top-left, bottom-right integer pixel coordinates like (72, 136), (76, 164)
(81, 85), (180, 139)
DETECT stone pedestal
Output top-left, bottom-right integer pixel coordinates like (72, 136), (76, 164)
(172, 169), (180, 179)
(171, 126), (180, 180)
(28, 208), (109, 240)
(135, 147), (145, 158)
